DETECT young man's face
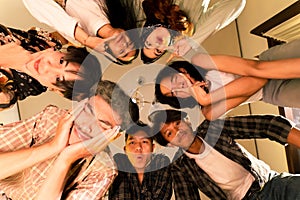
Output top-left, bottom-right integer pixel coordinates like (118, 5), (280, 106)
(124, 130), (154, 171)
(159, 120), (195, 150)
(69, 95), (122, 144)
(24, 49), (81, 90)
(106, 32), (136, 63)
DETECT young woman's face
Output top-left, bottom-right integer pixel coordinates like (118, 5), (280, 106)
(143, 27), (171, 59)
(24, 49), (81, 90)
(160, 72), (192, 98)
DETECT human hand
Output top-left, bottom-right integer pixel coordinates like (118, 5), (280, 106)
(170, 38), (192, 57)
(60, 126), (122, 164)
(48, 112), (74, 154)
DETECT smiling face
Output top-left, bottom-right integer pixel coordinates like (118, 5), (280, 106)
(143, 26), (171, 59)
(69, 95), (122, 144)
(105, 32), (137, 63)
(24, 49), (81, 90)
(124, 130), (154, 171)
(159, 120), (195, 150)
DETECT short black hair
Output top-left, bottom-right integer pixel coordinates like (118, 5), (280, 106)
(155, 60), (208, 108)
(125, 121), (153, 142)
(104, 29), (141, 65)
(150, 109), (187, 146)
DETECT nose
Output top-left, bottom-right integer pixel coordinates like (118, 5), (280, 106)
(135, 143), (142, 152)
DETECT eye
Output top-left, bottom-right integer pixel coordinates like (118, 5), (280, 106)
(59, 57), (64, 64)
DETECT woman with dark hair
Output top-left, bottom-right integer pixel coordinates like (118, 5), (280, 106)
(155, 59), (300, 120)
(23, 0), (141, 65)
(0, 24), (101, 111)
(141, 0), (245, 64)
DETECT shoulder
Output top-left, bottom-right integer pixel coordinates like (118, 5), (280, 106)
(152, 153), (171, 164)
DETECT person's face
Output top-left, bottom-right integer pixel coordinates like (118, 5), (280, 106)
(24, 49), (81, 90)
(124, 130), (154, 171)
(159, 120), (195, 150)
(69, 95), (122, 144)
(160, 72), (191, 98)
(143, 27), (171, 59)
(106, 32), (136, 62)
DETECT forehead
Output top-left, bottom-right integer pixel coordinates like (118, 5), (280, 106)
(127, 130), (150, 140)
(160, 76), (172, 95)
(88, 96), (122, 126)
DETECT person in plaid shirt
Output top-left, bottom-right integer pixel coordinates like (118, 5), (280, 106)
(109, 122), (172, 200)
(0, 80), (139, 200)
(151, 109), (300, 200)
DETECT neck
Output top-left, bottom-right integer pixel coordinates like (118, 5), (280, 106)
(187, 136), (204, 154)
(136, 170), (144, 184)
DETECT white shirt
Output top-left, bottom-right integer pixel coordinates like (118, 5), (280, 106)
(23, 0), (110, 41)
(205, 70), (263, 104)
(185, 138), (255, 200)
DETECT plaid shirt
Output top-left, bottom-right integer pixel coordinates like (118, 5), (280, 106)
(109, 153), (173, 200)
(0, 105), (117, 200)
(171, 115), (292, 200)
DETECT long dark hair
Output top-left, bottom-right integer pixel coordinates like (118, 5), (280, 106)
(155, 61), (208, 108)
(142, 0), (190, 32)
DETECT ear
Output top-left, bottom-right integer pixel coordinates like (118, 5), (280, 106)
(152, 143), (156, 151)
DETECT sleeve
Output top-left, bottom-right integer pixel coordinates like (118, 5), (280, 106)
(0, 105), (62, 152)
(210, 115), (293, 144)
(259, 39), (300, 61)
(65, 0), (110, 37)
(22, 0), (78, 40)
(192, 0), (246, 43)
(0, 110), (41, 152)
(171, 156), (200, 200)
(65, 153), (117, 200)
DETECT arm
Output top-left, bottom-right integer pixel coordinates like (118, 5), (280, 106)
(201, 96), (250, 120)
(0, 112), (73, 180)
(23, 0), (78, 40)
(195, 76), (267, 106)
(212, 115), (294, 145)
(191, 53), (300, 79)
(36, 127), (120, 199)
(65, 0), (117, 38)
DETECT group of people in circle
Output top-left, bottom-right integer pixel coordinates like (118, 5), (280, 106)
(1, 0), (300, 199)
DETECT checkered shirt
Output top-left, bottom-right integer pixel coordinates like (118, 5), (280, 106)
(0, 105), (117, 200)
